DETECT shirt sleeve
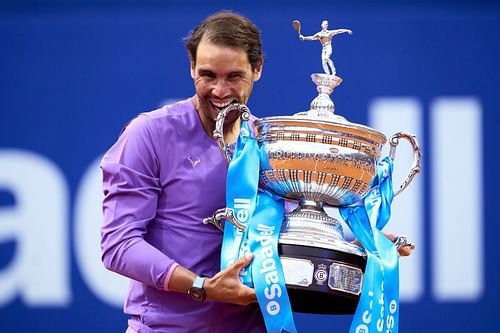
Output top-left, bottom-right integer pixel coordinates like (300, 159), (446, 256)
(100, 114), (177, 290)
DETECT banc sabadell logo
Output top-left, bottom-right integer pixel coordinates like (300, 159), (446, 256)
(0, 96), (483, 308)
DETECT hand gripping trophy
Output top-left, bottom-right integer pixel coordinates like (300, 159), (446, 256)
(205, 18), (422, 331)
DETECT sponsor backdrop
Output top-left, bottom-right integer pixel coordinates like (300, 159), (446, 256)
(1, 0), (499, 332)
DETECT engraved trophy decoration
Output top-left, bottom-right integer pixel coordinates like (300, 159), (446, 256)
(205, 20), (422, 315)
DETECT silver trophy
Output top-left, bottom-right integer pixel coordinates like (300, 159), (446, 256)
(205, 20), (421, 314)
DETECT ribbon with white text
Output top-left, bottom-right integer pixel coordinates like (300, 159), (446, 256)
(220, 121), (259, 284)
(221, 119), (297, 333)
(339, 157), (400, 333)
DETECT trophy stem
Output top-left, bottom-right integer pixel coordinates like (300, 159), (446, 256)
(299, 198), (324, 210)
(282, 200), (345, 242)
(308, 74), (342, 117)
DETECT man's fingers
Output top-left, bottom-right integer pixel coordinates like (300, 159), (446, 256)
(244, 287), (258, 304)
(398, 245), (413, 257)
(230, 254), (254, 272)
(353, 233), (415, 257)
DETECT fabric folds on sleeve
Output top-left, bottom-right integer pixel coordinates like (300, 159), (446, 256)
(100, 114), (176, 290)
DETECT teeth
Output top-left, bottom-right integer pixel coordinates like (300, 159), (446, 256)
(212, 100), (237, 110)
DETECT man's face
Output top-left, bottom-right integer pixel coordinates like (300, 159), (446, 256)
(191, 38), (262, 125)
(321, 20), (328, 30)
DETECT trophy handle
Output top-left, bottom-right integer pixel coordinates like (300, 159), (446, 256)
(388, 132), (422, 197)
(202, 207), (245, 232)
(213, 103), (252, 163)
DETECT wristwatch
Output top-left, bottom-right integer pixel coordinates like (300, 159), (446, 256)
(188, 276), (207, 302)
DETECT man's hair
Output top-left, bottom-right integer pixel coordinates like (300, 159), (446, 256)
(184, 11), (264, 71)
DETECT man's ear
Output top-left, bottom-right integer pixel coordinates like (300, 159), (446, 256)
(253, 58), (264, 82)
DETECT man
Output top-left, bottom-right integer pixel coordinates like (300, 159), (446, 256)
(101, 11), (266, 332)
(299, 20), (352, 76)
(101, 11), (414, 333)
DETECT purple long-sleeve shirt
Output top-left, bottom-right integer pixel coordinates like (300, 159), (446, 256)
(101, 98), (265, 333)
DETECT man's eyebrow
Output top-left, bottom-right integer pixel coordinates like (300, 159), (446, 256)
(197, 69), (215, 75)
(196, 69), (246, 77)
(228, 70), (245, 76)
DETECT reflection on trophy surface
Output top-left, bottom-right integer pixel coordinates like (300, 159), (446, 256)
(208, 19), (422, 314)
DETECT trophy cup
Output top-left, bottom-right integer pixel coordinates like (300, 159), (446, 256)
(205, 20), (421, 315)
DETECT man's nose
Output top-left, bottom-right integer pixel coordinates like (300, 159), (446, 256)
(212, 79), (231, 97)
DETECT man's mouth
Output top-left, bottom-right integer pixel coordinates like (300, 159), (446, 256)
(211, 99), (238, 111)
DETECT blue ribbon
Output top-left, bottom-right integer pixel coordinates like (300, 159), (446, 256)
(339, 157), (400, 333)
(221, 119), (297, 333)
(220, 122), (259, 283)
(249, 191), (297, 333)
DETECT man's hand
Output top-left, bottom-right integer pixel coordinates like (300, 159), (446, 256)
(204, 254), (257, 305)
(386, 233), (415, 257)
(352, 233), (415, 257)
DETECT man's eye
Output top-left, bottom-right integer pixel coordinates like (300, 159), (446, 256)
(228, 74), (243, 80)
(199, 72), (215, 78)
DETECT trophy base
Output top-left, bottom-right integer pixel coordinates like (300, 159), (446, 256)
(278, 242), (367, 314)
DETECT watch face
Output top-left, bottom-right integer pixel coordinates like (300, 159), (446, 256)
(189, 276), (206, 302)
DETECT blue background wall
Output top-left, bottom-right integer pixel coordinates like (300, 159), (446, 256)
(1, 0), (499, 332)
